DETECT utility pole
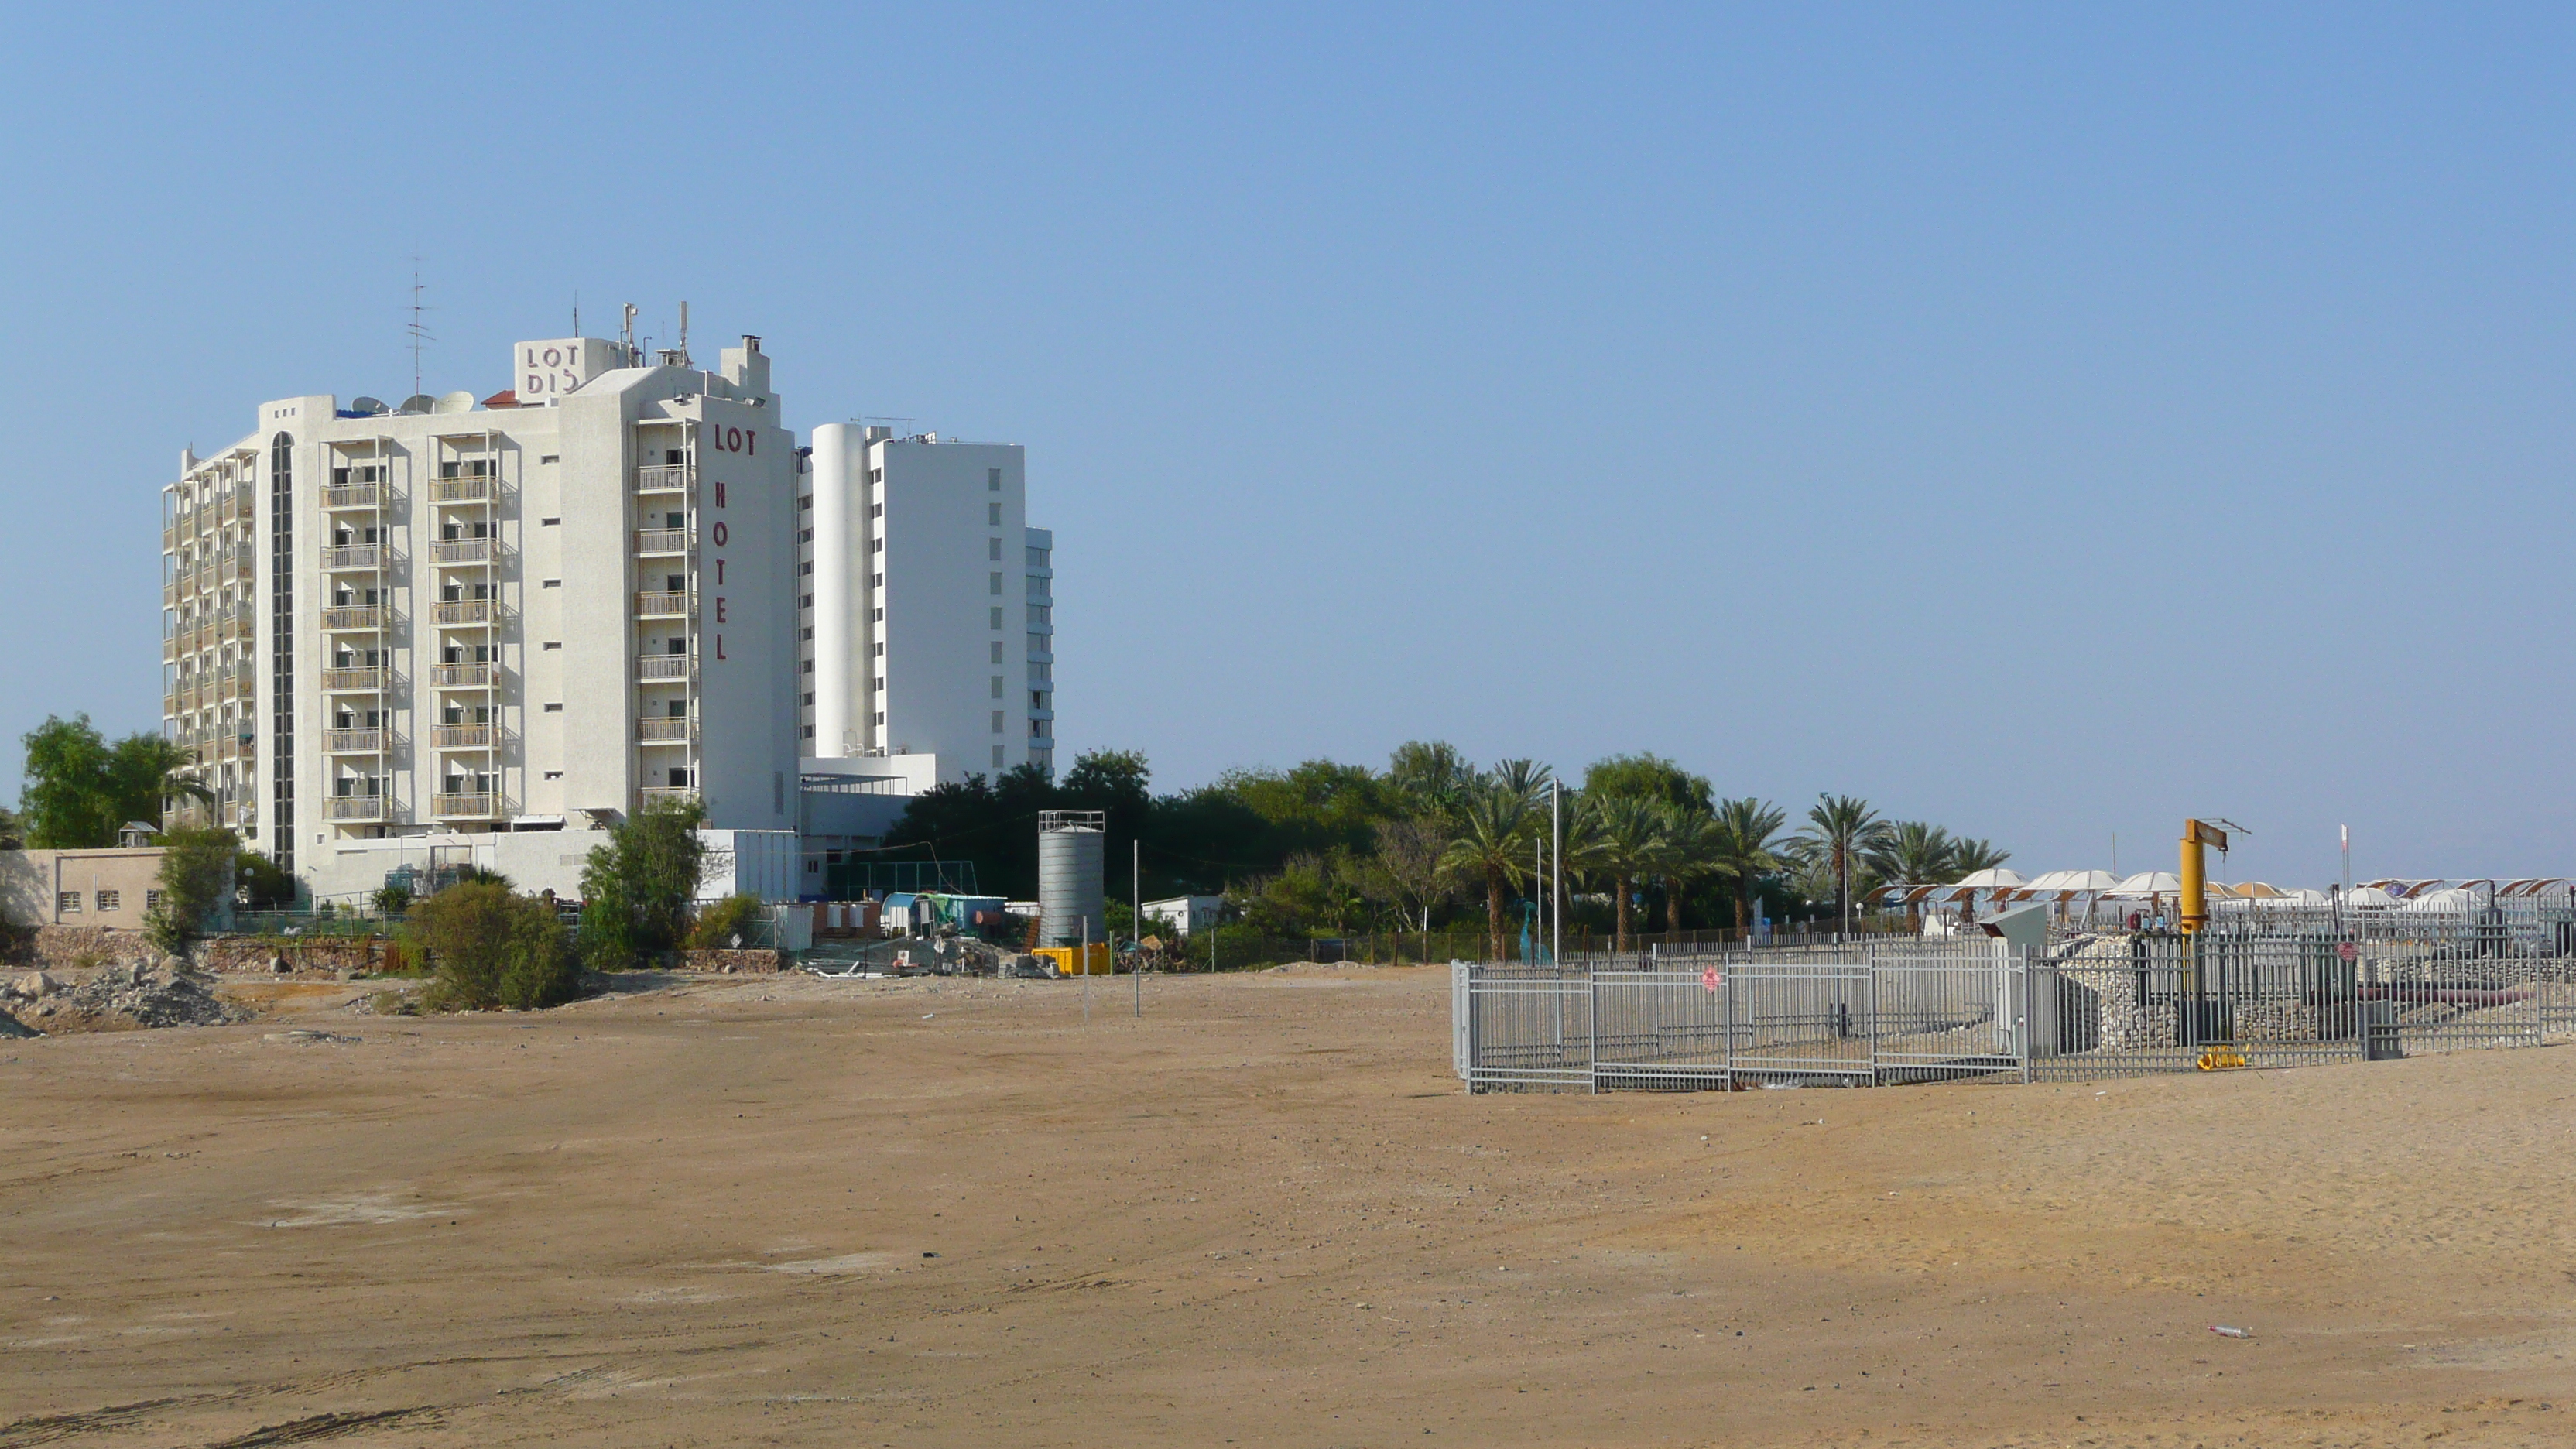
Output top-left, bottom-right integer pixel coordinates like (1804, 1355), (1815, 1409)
(1550, 778), (1563, 968)
(1133, 838), (1142, 1019)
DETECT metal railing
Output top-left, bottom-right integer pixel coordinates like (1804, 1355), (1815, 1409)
(635, 527), (689, 555)
(636, 715), (692, 742)
(635, 591), (690, 618)
(431, 724), (494, 748)
(638, 786), (698, 806)
(325, 796), (388, 822)
(431, 662), (494, 687)
(320, 484), (381, 509)
(637, 653), (692, 680)
(432, 538), (494, 564)
(1456, 929), (2576, 1094)
(635, 463), (694, 492)
(320, 666), (385, 691)
(322, 544), (384, 570)
(323, 728), (384, 753)
(431, 598), (495, 625)
(320, 605), (383, 630)
(430, 477), (493, 502)
(431, 793), (499, 817)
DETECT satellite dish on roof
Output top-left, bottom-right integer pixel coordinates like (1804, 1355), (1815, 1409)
(349, 396), (389, 416)
(433, 390), (476, 414)
(397, 394), (435, 415)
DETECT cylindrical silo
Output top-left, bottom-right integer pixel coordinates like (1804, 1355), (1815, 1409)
(1038, 810), (1107, 947)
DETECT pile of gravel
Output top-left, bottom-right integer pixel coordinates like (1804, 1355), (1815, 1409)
(57, 959), (249, 1029)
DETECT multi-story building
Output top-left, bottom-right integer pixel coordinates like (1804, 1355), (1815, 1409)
(162, 324), (1060, 901)
(804, 424), (1056, 781)
(163, 332), (801, 889)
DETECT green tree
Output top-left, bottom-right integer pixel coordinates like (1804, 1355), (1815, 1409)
(235, 849), (298, 910)
(143, 826), (237, 959)
(1581, 752), (1713, 814)
(1952, 838), (2012, 876)
(1440, 780), (1535, 962)
(1710, 798), (1788, 931)
(1653, 803), (1725, 937)
(1580, 794), (1667, 953)
(1368, 815), (1458, 931)
(1385, 740), (1477, 820)
(1791, 795), (1892, 932)
(577, 796), (707, 969)
(1866, 821), (1959, 887)
(19, 714), (212, 848)
(413, 880), (581, 1010)
(0, 806), (22, 851)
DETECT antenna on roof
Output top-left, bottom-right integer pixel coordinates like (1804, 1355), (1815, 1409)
(677, 300), (690, 365)
(622, 303), (637, 363)
(406, 261), (436, 396)
(572, 290), (580, 338)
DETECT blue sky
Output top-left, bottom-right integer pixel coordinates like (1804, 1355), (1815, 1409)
(4, 4), (2572, 886)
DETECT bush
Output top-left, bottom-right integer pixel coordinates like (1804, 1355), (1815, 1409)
(577, 796), (707, 970)
(687, 892), (763, 950)
(146, 827), (238, 961)
(374, 882), (414, 916)
(410, 881), (581, 1011)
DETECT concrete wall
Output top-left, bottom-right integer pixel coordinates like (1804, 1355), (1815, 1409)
(0, 849), (176, 930)
(875, 439), (1027, 780)
(303, 827), (805, 904)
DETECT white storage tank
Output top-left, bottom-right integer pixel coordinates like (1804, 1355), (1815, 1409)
(1037, 810), (1107, 947)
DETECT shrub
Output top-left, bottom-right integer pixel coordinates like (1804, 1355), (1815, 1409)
(146, 827), (238, 961)
(373, 882), (414, 916)
(577, 796), (707, 970)
(410, 881), (581, 1011)
(687, 892), (763, 950)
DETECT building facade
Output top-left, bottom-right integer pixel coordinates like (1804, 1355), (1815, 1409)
(162, 324), (1060, 900)
(163, 334), (800, 879)
(804, 424), (1056, 782)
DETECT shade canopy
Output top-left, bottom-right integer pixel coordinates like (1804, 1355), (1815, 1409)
(1951, 868), (2026, 889)
(2107, 871), (2184, 896)
(2345, 886), (2399, 906)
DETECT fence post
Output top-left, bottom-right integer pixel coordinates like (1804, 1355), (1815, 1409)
(1866, 940), (1880, 1086)
(1588, 964), (1601, 1095)
(2016, 947), (2033, 1084)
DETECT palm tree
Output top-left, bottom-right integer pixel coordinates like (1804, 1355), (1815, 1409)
(1581, 795), (1666, 954)
(1709, 798), (1787, 932)
(1653, 803), (1724, 938)
(1440, 782), (1533, 962)
(1791, 794), (1892, 934)
(1866, 821), (1958, 888)
(1951, 838), (2012, 876)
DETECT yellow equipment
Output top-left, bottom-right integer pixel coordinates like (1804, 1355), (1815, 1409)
(1035, 943), (1113, 977)
(2178, 818), (2228, 935)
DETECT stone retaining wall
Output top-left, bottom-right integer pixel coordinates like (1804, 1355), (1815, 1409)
(677, 948), (785, 974)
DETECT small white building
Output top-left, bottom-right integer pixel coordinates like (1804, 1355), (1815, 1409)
(1140, 895), (1223, 939)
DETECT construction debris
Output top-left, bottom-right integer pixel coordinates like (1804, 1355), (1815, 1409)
(45, 959), (249, 1032)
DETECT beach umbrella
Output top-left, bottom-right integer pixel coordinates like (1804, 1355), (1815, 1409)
(1952, 868), (2026, 889)
(2107, 871), (2183, 897)
(2346, 886), (2398, 907)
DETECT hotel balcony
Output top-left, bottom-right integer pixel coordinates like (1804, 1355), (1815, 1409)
(430, 476), (493, 503)
(321, 544), (384, 571)
(320, 483), (382, 509)
(634, 591), (690, 618)
(224, 549), (256, 583)
(635, 463), (694, 492)
(431, 599), (498, 626)
(431, 538), (494, 565)
(219, 608), (253, 642)
(431, 662), (495, 688)
(637, 786), (698, 807)
(634, 528), (689, 556)
(163, 525), (179, 551)
(431, 793), (500, 820)
(320, 605), (384, 632)
(325, 795), (388, 823)
(323, 728), (385, 755)
(320, 666), (385, 692)
(636, 715), (694, 742)
(214, 666), (252, 703)
(431, 724), (495, 749)
(225, 490), (256, 524)
(636, 653), (693, 682)
(163, 635), (180, 663)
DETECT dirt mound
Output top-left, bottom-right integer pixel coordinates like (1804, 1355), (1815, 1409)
(39, 960), (251, 1033)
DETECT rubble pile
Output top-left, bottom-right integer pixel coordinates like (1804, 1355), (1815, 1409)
(5, 960), (250, 1033)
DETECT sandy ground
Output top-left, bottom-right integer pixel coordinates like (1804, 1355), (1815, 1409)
(2, 963), (2573, 1447)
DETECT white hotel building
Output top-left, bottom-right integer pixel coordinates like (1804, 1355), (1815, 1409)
(160, 328), (1054, 899)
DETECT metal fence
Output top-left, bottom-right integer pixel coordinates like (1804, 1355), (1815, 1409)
(1455, 931), (2576, 1093)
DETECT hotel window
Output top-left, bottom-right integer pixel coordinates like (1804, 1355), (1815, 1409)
(987, 468), (1001, 490)
(988, 503), (1002, 526)
(57, 892), (80, 914)
(988, 537), (1002, 561)
(96, 890), (120, 912)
